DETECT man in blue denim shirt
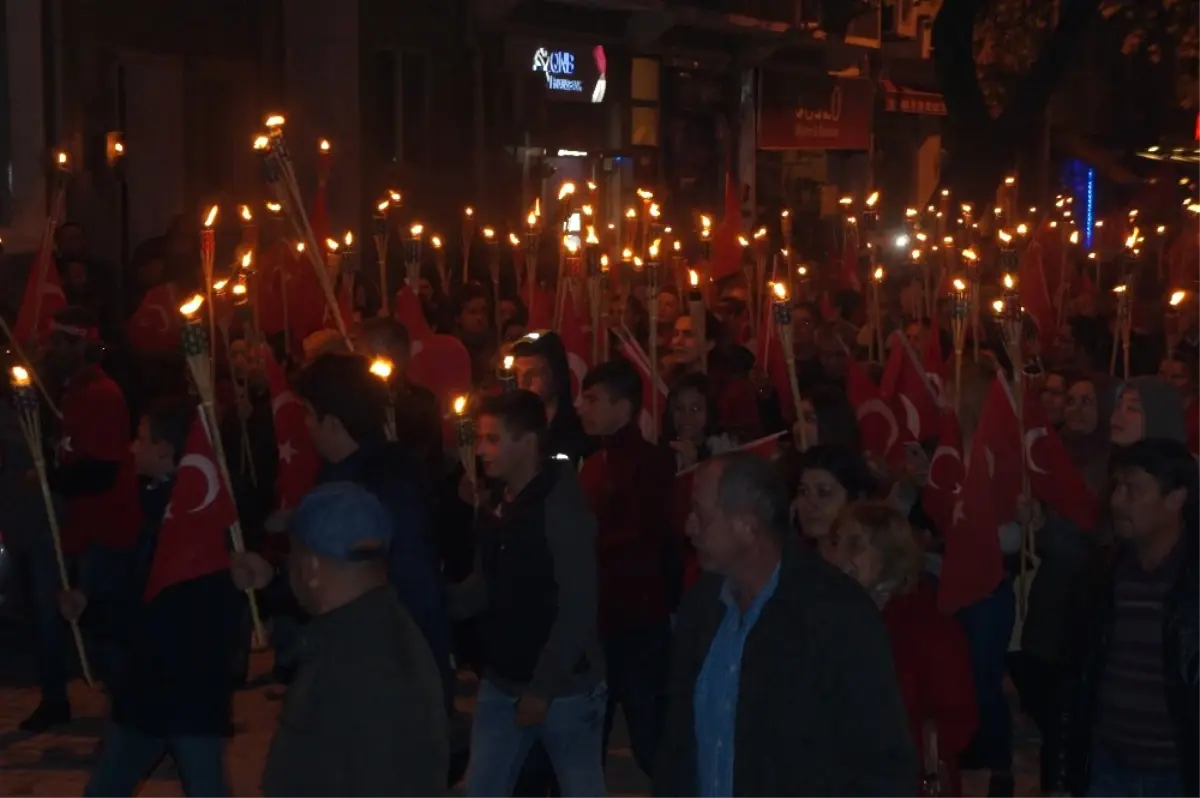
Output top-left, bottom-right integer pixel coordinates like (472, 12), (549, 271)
(655, 451), (916, 797)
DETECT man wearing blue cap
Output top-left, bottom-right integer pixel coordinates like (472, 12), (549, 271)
(261, 481), (448, 797)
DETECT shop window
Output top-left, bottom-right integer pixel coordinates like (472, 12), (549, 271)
(631, 106), (659, 146)
(631, 58), (659, 103)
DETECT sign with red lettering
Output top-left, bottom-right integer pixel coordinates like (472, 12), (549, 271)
(758, 74), (874, 151)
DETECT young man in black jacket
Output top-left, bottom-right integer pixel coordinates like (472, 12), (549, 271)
(1046, 438), (1198, 797)
(447, 390), (606, 798)
(67, 398), (244, 796)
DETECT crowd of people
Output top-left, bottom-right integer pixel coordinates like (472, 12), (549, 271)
(0, 200), (1197, 798)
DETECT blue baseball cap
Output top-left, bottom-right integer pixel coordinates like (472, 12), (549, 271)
(289, 482), (393, 561)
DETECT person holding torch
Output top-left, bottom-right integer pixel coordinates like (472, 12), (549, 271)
(17, 307), (141, 733)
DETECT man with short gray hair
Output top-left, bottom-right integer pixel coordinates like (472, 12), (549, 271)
(655, 452), (917, 796)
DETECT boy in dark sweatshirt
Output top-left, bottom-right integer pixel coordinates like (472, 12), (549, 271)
(62, 398), (245, 797)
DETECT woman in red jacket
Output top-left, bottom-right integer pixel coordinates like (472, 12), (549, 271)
(824, 501), (978, 796)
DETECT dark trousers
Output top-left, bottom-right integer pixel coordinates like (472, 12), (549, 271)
(19, 540), (135, 700)
(84, 722), (228, 796)
(512, 623), (670, 795)
(955, 579), (1016, 773)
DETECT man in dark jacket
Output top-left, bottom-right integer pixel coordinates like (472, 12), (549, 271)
(1046, 438), (1198, 797)
(72, 398), (243, 796)
(512, 331), (593, 466)
(447, 390), (606, 797)
(262, 482), (448, 797)
(655, 451), (917, 797)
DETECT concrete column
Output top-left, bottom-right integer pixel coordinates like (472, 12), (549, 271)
(281, 0), (360, 232)
(3, 0), (48, 252)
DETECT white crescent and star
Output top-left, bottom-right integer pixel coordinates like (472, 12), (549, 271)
(856, 398), (899, 455)
(278, 439), (298, 465)
(147, 304), (171, 333)
(1024, 427), (1050, 474)
(272, 389), (303, 418)
(177, 453), (220, 514)
(899, 394), (921, 440)
(927, 445), (964, 494)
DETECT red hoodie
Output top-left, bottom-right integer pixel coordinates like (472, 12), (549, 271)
(882, 580), (978, 796)
(579, 422), (676, 640)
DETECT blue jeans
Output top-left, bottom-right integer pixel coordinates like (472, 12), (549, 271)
(84, 722), (228, 796)
(602, 624), (670, 777)
(1087, 743), (1184, 797)
(955, 579), (1016, 772)
(467, 679), (608, 797)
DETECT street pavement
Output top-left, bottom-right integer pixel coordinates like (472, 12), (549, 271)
(0, 620), (1040, 797)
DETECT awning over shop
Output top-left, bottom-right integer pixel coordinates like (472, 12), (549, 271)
(882, 80), (946, 116)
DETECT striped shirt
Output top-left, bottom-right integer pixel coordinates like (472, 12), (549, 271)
(1094, 546), (1183, 770)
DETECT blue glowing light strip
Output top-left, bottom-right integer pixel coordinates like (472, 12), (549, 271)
(1085, 167), (1095, 249)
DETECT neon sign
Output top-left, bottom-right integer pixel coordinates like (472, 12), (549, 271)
(530, 45), (607, 103)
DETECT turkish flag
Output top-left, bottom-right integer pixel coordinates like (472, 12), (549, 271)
(143, 409), (238, 602)
(709, 171), (744, 281)
(258, 240), (327, 346)
(126, 283), (183, 353)
(845, 356), (909, 464)
(408, 333), (473, 452)
(881, 332), (941, 442)
(559, 291), (592, 400)
(613, 325), (669, 441)
(920, 323), (950, 406)
(394, 283), (433, 342)
(11, 254), (67, 345)
(937, 425), (1005, 614)
(1016, 381), (1099, 532)
(264, 349), (319, 510)
(526, 285), (555, 331)
(921, 410), (966, 535)
(1019, 229), (1058, 354)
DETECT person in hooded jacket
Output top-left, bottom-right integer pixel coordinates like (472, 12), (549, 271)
(511, 331), (593, 466)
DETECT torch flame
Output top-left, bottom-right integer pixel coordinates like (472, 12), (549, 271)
(962, 248), (979, 262)
(633, 256), (643, 268)
(264, 114), (286, 128)
(527, 212), (538, 227)
(318, 139), (331, 153)
(649, 203), (660, 219)
(621, 247), (633, 260)
(179, 294), (205, 317)
(453, 395), (468, 416)
(961, 203), (973, 215)
(1094, 220), (1104, 228)
(992, 299), (1005, 314)
(558, 182), (576, 200)
(503, 355), (514, 370)
(1087, 252), (1097, 260)
(688, 269), (699, 287)
(1187, 202), (1200, 214)
(344, 231), (354, 248)
(431, 235), (442, 249)
(232, 283), (247, 297)
(873, 267), (885, 282)
(325, 238), (339, 252)
(865, 191), (879, 208)
(905, 208), (918, 218)
(202, 205), (219, 228)
(564, 238), (579, 255)
(1004, 176), (1016, 186)
(1070, 231), (1080, 245)
(241, 251), (253, 269)
(388, 190), (402, 203)
(781, 209), (790, 218)
(376, 200), (390, 213)
(239, 204), (252, 222)
(754, 227), (767, 240)
(648, 241), (660, 259)
(265, 201), (282, 214)
(998, 230), (1013, 244)
(1112, 284), (1127, 294)
(481, 227), (495, 240)
(582, 204), (594, 217)
(585, 227), (599, 246)
(508, 232), (521, 247)
(295, 242), (306, 253)
(587, 181), (597, 191)
(625, 207), (637, 219)
(838, 196), (853, 206)
(911, 249), (922, 261)
(369, 358), (394, 380)
(673, 240), (682, 252)
(941, 189), (950, 197)
(465, 206), (474, 218)
(10, 366), (30, 386)
(56, 151), (69, 167)
(700, 214), (713, 229)
(1128, 209), (1139, 218)
(636, 188), (653, 201)
(737, 235), (750, 247)
(1156, 225), (1167, 234)
(253, 135), (269, 151)
(943, 236), (954, 245)
(600, 254), (610, 270)
(952, 278), (967, 292)
(1003, 273), (1015, 290)
(213, 278), (229, 292)
(1169, 290), (1186, 307)
(1016, 223), (1028, 236)
(797, 265), (808, 277)
(1124, 229), (1141, 249)
(410, 223), (424, 238)
(772, 282), (788, 301)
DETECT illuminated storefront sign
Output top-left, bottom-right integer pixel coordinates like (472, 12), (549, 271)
(530, 45), (607, 103)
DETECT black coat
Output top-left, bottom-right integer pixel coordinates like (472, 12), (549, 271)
(1045, 535), (1199, 796)
(653, 538), (917, 796)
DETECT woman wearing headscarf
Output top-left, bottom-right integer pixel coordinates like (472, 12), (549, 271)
(1111, 376), (1188, 447)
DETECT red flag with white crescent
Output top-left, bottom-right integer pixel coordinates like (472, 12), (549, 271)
(612, 325), (668, 440)
(12, 255), (67, 345)
(264, 348), (319, 510)
(559, 291), (592, 400)
(143, 408), (238, 602)
(126, 283), (183, 353)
